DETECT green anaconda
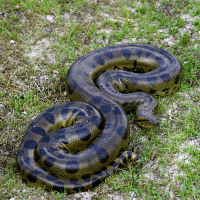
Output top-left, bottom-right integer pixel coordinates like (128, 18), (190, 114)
(16, 43), (182, 192)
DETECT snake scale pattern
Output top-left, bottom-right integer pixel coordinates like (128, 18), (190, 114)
(17, 43), (182, 192)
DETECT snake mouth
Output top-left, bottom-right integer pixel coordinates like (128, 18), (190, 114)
(136, 117), (159, 129)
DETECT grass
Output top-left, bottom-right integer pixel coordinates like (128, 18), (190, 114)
(0, 0), (200, 199)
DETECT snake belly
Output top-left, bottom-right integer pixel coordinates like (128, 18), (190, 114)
(16, 43), (182, 192)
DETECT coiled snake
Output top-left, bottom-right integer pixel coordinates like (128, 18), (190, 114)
(16, 43), (182, 192)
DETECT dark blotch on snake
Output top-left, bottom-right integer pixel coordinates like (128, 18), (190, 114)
(88, 116), (101, 126)
(145, 52), (152, 57)
(162, 88), (169, 94)
(150, 90), (156, 94)
(53, 181), (65, 192)
(114, 66), (119, 70)
(24, 140), (37, 149)
(55, 134), (66, 141)
(68, 80), (78, 95)
(38, 149), (46, 156)
(93, 55), (105, 66)
(76, 127), (91, 141)
(160, 74), (170, 82)
(57, 154), (65, 159)
(92, 177), (101, 188)
(61, 107), (69, 120)
(114, 107), (122, 115)
(40, 135), (50, 143)
(24, 158), (31, 164)
(65, 160), (79, 174)
(119, 153), (126, 161)
(134, 155), (140, 161)
(27, 173), (38, 183)
(133, 60), (137, 67)
(87, 104), (93, 110)
(155, 56), (165, 65)
(43, 113), (55, 125)
(127, 151), (132, 158)
(18, 150), (24, 157)
(27, 170), (42, 183)
(69, 179), (78, 184)
(63, 102), (76, 107)
(87, 61), (96, 69)
(136, 49), (143, 57)
(115, 126), (127, 140)
(31, 127), (46, 136)
(147, 76), (157, 85)
(112, 161), (122, 168)
(104, 51), (113, 59)
(121, 48), (131, 60)
(90, 96), (101, 105)
(81, 174), (91, 182)
(46, 174), (59, 182)
(97, 148), (109, 163)
(100, 105), (110, 114)
(44, 157), (56, 168)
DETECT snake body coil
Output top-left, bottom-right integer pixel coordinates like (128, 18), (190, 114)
(17, 44), (182, 192)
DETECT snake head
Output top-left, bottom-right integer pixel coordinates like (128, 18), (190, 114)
(135, 109), (159, 129)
